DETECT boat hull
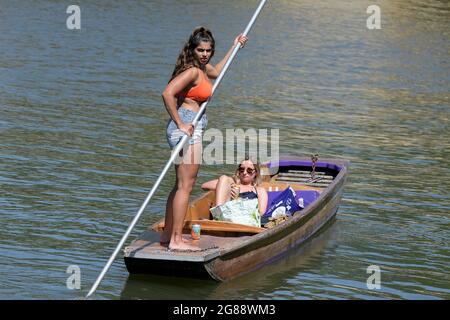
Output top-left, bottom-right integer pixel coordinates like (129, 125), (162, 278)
(124, 158), (348, 281)
(124, 256), (211, 278)
(205, 183), (343, 280)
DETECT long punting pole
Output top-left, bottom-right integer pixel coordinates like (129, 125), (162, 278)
(86, 0), (267, 298)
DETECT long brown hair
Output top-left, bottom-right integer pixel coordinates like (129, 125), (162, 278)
(170, 26), (215, 82)
(232, 156), (262, 186)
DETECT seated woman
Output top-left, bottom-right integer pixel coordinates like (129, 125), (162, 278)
(201, 158), (268, 215)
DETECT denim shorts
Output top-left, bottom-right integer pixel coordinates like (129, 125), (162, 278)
(166, 107), (208, 149)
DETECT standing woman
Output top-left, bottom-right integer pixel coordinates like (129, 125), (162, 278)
(161, 26), (248, 251)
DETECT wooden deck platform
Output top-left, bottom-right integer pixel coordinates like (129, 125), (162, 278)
(124, 229), (251, 263)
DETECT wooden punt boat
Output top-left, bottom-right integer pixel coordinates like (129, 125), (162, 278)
(123, 157), (348, 281)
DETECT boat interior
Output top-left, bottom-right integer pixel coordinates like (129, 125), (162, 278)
(123, 161), (341, 264)
(151, 163), (337, 238)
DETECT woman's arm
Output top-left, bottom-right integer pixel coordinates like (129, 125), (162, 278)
(206, 35), (248, 79)
(201, 179), (218, 191)
(257, 187), (268, 215)
(162, 68), (199, 134)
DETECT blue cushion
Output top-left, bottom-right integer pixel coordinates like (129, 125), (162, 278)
(262, 186), (301, 225)
(266, 189), (320, 211)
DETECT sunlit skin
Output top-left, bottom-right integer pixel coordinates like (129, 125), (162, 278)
(176, 41), (213, 136)
(161, 33), (248, 251)
(165, 36), (248, 137)
(202, 160), (268, 215)
(194, 42), (213, 67)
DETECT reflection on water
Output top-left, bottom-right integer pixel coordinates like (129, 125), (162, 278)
(0, 0), (449, 299)
(120, 218), (338, 300)
(208, 218), (340, 300)
(120, 275), (217, 300)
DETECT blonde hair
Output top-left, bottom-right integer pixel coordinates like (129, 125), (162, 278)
(232, 156), (261, 186)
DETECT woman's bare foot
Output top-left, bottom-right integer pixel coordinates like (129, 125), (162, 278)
(168, 241), (202, 252)
(161, 232), (191, 245)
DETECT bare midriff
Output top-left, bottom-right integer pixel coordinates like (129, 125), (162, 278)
(177, 97), (204, 113)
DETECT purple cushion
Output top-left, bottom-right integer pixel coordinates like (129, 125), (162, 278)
(265, 189), (320, 214)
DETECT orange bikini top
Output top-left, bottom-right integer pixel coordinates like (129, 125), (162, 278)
(178, 72), (212, 102)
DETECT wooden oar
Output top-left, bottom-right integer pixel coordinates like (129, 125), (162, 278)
(86, 0), (268, 298)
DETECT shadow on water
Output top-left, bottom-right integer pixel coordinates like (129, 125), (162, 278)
(208, 218), (339, 299)
(119, 217), (339, 300)
(120, 271), (218, 300)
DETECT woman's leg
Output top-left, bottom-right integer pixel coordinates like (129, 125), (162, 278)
(215, 175), (234, 206)
(160, 184), (176, 245)
(161, 168), (196, 245)
(159, 145), (198, 246)
(168, 142), (203, 251)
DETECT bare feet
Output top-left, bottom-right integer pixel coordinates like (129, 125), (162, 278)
(168, 241), (202, 252)
(160, 234), (190, 246)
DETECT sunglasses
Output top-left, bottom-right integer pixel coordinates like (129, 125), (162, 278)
(196, 48), (212, 53)
(238, 167), (256, 175)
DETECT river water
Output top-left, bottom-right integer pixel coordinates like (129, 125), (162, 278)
(0, 0), (449, 299)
